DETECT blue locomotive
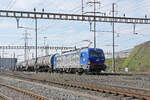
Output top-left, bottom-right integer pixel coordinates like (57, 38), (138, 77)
(53, 48), (106, 73)
(17, 48), (107, 74)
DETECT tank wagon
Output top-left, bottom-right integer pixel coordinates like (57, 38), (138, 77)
(17, 48), (107, 73)
(16, 61), (26, 71)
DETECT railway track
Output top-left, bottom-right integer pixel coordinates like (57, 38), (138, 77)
(43, 79), (150, 100)
(1, 71), (150, 100)
(0, 93), (10, 100)
(0, 82), (49, 100)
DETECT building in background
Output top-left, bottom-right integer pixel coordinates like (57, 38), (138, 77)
(105, 49), (132, 58)
(0, 58), (17, 69)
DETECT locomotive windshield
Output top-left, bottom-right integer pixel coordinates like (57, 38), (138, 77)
(90, 50), (104, 57)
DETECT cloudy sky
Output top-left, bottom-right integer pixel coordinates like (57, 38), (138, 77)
(0, 0), (150, 59)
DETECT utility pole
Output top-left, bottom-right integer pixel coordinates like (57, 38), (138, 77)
(86, 0), (101, 49)
(112, 3), (116, 72)
(2, 48), (4, 58)
(24, 31), (27, 61)
(81, 0), (84, 16)
(34, 8), (38, 73)
(43, 36), (48, 56)
(11, 54), (12, 70)
(23, 30), (30, 61)
(93, 0), (96, 49)
(13, 52), (15, 71)
(105, 44), (119, 60)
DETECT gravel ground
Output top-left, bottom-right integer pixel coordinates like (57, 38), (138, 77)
(0, 97), (4, 100)
(0, 86), (37, 100)
(0, 75), (114, 100)
(0, 71), (147, 100)
(19, 72), (150, 90)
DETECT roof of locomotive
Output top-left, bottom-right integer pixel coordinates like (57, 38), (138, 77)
(58, 48), (103, 57)
(80, 48), (103, 52)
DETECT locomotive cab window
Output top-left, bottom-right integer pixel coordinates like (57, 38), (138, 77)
(90, 50), (104, 57)
(81, 53), (84, 57)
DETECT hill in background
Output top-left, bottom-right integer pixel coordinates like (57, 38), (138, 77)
(106, 41), (150, 73)
(105, 58), (126, 72)
(122, 41), (150, 72)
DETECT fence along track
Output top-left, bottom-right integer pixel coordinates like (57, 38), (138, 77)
(0, 82), (49, 100)
(0, 93), (11, 100)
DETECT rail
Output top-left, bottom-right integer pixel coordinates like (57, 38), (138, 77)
(0, 82), (49, 100)
(45, 79), (150, 100)
(1, 72), (150, 100)
(0, 93), (11, 100)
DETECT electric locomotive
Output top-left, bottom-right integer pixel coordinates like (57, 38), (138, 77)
(81, 48), (106, 72)
(17, 48), (106, 74)
(53, 48), (106, 73)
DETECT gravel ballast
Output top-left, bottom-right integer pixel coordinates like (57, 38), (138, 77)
(0, 71), (149, 100)
(0, 86), (37, 100)
(20, 72), (150, 89)
(0, 76), (112, 100)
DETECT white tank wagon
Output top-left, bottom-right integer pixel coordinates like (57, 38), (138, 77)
(36, 55), (54, 72)
(16, 61), (24, 70)
(26, 58), (36, 71)
(16, 54), (58, 72)
(16, 59), (35, 71)
(16, 61), (28, 71)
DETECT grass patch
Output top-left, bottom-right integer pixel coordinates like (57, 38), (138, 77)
(105, 41), (150, 73)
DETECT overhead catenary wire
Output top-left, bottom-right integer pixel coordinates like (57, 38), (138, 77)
(38, 1), (91, 32)
(102, 25), (150, 46)
(116, 25), (150, 36)
(72, 3), (91, 14)
(1, 0), (150, 52)
(100, 0), (121, 9)
(103, 34), (149, 51)
(6, 0), (17, 10)
(122, 0), (150, 11)
(67, 5), (82, 13)
(5, 0), (14, 9)
(36, 0), (117, 33)
(118, 0), (150, 15)
(115, 30), (150, 44)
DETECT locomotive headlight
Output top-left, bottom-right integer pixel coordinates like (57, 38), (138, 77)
(88, 60), (90, 64)
(96, 59), (100, 61)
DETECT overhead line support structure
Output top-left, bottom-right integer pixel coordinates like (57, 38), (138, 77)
(0, 10), (150, 24)
(0, 46), (75, 50)
(0, 10), (150, 73)
(86, 0), (101, 49)
(112, 3), (115, 72)
(93, 0), (96, 49)
(34, 8), (38, 73)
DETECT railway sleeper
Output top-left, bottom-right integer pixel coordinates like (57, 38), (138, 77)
(0, 93), (11, 100)
(0, 82), (49, 100)
(4, 72), (150, 100)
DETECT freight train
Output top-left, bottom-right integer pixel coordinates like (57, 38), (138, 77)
(17, 48), (107, 74)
